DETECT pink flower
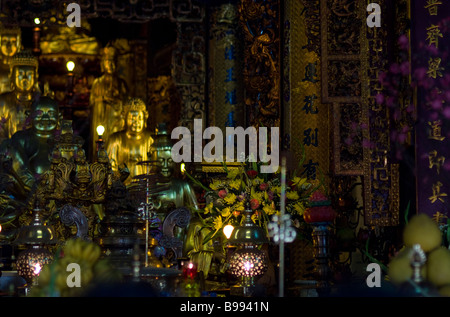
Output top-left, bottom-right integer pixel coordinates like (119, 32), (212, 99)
(259, 183), (269, 191)
(218, 189), (227, 198)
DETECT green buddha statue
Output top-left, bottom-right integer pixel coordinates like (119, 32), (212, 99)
(0, 50), (39, 143)
(105, 98), (154, 186)
(0, 25), (21, 95)
(149, 124), (199, 213)
(90, 45), (128, 159)
(0, 96), (60, 192)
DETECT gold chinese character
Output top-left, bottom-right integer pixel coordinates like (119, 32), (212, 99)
(426, 25), (443, 48)
(429, 181), (447, 203)
(427, 57), (444, 78)
(432, 211), (448, 225)
(429, 150), (445, 174)
(425, 0), (442, 16)
(428, 120), (445, 141)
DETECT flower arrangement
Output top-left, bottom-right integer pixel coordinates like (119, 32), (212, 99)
(191, 161), (322, 244)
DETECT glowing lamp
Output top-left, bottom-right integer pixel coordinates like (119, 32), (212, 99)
(223, 224), (234, 239)
(180, 163), (186, 174)
(14, 209), (58, 289)
(34, 17), (40, 25)
(96, 125), (105, 137)
(228, 202), (269, 296)
(66, 61), (75, 72)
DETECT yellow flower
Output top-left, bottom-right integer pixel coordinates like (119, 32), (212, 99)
(224, 193), (237, 205)
(227, 169), (240, 179)
(204, 202), (214, 214)
(292, 177), (307, 187)
(286, 191), (300, 200)
(272, 186), (281, 196)
(221, 207), (231, 217)
(252, 177), (264, 186)
(213, 216), (223, 231)
(263, 203), (277, 216)
(293, 202), (306, 215)
(250, 186), (264, 201)
(210, 180), (223, 191)
(229, 179), (242, 190)
(234, 201), (245, 211)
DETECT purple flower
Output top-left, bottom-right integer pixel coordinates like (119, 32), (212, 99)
(413, 67), (428, 82)
(344, 137), (353, 146)
(426, 44), (439, 56)
(378, 71), (387, 85)
(386, 96), (395, 108)
(389, 63), (401, 74)
(398, 34), (409, 50)
(431, 99), (443, 110)
(443, 107), (450, 119)
(400, 61), (410, 76)
(375, 93), (384, 105)
(362, 139), (374, 149)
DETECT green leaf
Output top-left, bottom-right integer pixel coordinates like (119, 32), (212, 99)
(362, 238), (388, 273)
(184, 169), (210, 192)
(404, 201), (410, 225)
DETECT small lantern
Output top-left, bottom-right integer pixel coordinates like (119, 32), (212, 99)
(227, 202), (268, 297)
(14, 208), (58, 292)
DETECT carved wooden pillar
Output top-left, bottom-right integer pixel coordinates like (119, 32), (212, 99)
(321, 0), (400, 226)
(238, 0), (281, 129)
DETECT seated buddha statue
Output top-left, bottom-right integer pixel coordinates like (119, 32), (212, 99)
(89, 45), (128, 160)
(105, 98), (154, 186)
(0, 50), (39, 143)
(149, 123), (199, 214)
(0, 96), (60, 192)
(0, 25), (22, 95)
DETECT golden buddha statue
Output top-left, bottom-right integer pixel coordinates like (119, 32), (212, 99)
(149, 123), (199, 213)
(0, 96), (60, 193)
(105, 98), (154, 186)
(89, 45), (128, 159)
(0, 50), (39, 143)
(0, 25), (21, 95)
